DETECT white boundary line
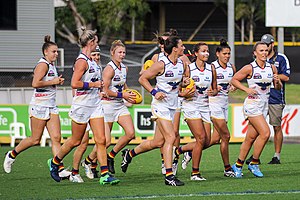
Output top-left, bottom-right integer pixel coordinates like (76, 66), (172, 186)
(69, 190), (300, 200)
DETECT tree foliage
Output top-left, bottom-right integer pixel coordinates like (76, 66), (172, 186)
(55, 0), (150, 45)
(235, 0), (265, 43)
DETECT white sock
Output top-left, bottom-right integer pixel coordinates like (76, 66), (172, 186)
(274, 153), (280, 160)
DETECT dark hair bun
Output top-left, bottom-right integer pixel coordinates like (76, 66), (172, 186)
(44, 35), (51, 43)
(220, 38), (228, 46)
(169, 29), (178, 36)
(157, 36), (165, 45)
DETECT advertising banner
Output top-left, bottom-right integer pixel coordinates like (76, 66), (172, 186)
(232, 104), (300, 142)
(1, 104), (299, 144)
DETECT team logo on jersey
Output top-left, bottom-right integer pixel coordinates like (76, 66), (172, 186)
(256, 82), (271, 91)
(253, 73), (262, 79)
(217, 73), (224, 79)
(48, 70), (55, 77)
(167, 81), (180, 90)
(165, 70), (174, 77)
(228, 73), (233, 77)
(196, 86), (208, 94)
(192, 76), (200, 82)
(178, 70), (183, 75)
(91, 77), (99, 82)
(113, 75), (121, 81)
(115, 84), (124, 92)
(219, 83), (229, 91)
(267, 74), (273, 78)
(89, 66), (96, 73)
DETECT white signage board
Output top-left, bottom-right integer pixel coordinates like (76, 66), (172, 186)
(232, 104), (300, 139)
(266, 0), (300, 27)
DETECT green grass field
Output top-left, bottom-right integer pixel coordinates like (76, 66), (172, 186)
(1, 143), (300, 200)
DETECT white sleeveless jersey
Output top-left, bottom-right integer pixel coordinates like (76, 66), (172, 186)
(102, 60), (127, 103)
(30, 58), (58, 107)
(246, 60), (273, 102)
(188, 62), (213, 107)
(72, 53), (101, 106)
(157, 52), (166, 61)
(212, 60), (234, 96)
(209, 60), (234, 105)
(153, 56), (184, 109)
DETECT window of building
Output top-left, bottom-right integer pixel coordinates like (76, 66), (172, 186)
(0, 0), (17, 30)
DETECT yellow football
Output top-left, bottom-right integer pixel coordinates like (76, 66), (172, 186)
(143, 60), (154, 70)
(186, 78), (195, 90)
(182, 78), (195, 91)
(123, 89), (143, 104)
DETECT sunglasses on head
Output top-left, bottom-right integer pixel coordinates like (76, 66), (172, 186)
(266, 43), (273, 47)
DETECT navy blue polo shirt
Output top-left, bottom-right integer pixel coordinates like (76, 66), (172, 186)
(268, 52), (291, 104)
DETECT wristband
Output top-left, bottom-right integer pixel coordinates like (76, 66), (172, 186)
(117, 92), (123, 98)
(150, 89), (158, 96)
(83, 82), (89, 89)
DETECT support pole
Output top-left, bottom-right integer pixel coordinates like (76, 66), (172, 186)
(277, 27), (284, 53)
(228, 0), (235, 64)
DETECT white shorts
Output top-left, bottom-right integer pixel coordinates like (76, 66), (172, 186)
(182, 100), (211, 123)
(210, 103), (228, 121)
(69, 104), (104, 124)
(182, 108), (211, 123)
(102, 101), (130, 122)
(151, 104), (176, 121)
(243, 98), (268, 119)
(29, 105), (59, 120)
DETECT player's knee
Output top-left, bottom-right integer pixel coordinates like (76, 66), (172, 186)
(76, 145), (87, 153)
(153, 139), (165, 148)
(222, 133), (231, 142)
(94, 137), (106, 146)
(261, 131), (271, 141)
(126, 131), (135, 140)
(31, 137), (42, 146)
(194, 133), (206, 142)
(51, 135), (61, 143)
(274, 126), (282, 133)
(166, 135), (176, 144)
(79, 141), (89, 150)
(72, 138), (83, 147)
